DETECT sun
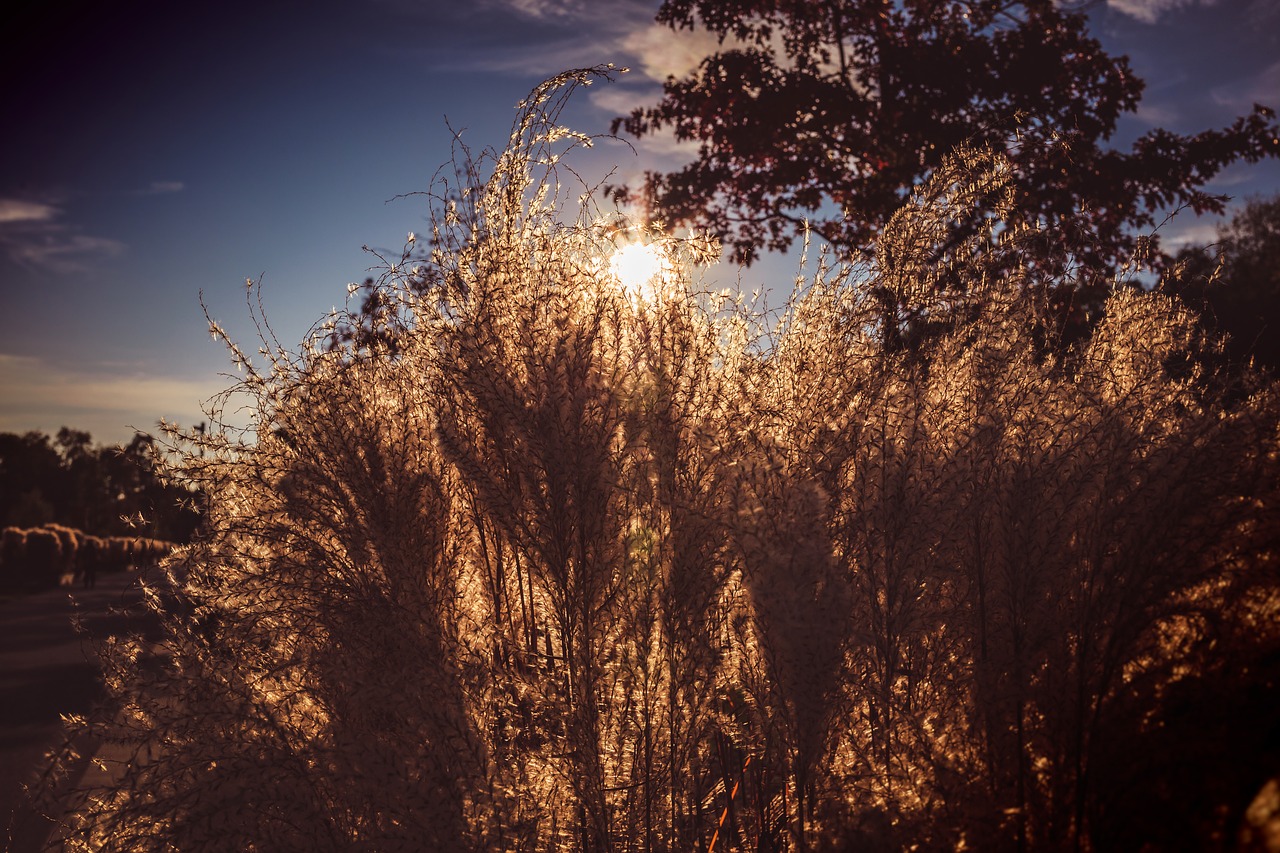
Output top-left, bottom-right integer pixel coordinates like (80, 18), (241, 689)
(609, 241), (667, 299)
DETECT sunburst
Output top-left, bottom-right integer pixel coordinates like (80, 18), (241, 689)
(609, 241), (667, 300)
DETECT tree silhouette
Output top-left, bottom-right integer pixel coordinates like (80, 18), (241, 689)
(0, 428), (201, 542)
(1166, 193), (1280, 375)
(614, 0), (1280, 277)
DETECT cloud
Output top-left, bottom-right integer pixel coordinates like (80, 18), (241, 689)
(1245, 0), (1280, 30)
(591, 19), (780, 166)
(1106, 0), (1217, 23)
(1132, 99), (1186, 127)
(405, 0), (719, 100)
(588, 85), (655, 117)
(402, 2), (714, 169)
(590, 99), (701, 162)
(0, 197), (127, 275)
(1211, 60), (1280, 111)
(1160, 217), (1222, 250)
(618, 21), (725, 82)
(0, 353), (230, 445)
(480, 0), (643, 21)
(437, 0), (660, 75)
(0, 199), (59, 223)
(3, 233), (127, 275)
(141, 180), (185, 195)
(492, 0), (588, 18)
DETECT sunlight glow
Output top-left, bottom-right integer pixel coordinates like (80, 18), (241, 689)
(609, 241), (667, 299)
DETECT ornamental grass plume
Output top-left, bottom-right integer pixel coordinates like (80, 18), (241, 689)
(40, 69), (1280, 852)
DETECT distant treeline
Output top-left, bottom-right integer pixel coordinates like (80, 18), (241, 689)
(0, 523), (174, 592)
(0, 428), (202, 544)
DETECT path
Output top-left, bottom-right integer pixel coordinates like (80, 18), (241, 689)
(0, 569), (161, 852)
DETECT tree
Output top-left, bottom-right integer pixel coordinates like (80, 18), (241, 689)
(0, 428), (202, 542)
(56, 427), (109, 532)
(0, 430), (64, 526)
(1165, 193), (1280, 374)
(613, 0), (1280, 276)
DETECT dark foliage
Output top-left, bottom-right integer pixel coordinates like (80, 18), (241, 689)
(0, 428), (203, 544)
(1165, 193), (1280, 375)
(614, 0), (1280, 280)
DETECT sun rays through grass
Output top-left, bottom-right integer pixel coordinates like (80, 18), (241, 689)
(37, 66), (1280, 853)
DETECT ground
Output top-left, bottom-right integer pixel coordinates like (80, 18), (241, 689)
(0, 568), (157, 852)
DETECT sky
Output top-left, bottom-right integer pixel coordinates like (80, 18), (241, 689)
(1, 0), (1277, 446)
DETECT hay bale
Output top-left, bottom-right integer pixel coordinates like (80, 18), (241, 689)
(0, 527), (28, 591)
(23, 527), (63, 590)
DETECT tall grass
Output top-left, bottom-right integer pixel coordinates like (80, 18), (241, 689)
(45, 67), (1280, 852)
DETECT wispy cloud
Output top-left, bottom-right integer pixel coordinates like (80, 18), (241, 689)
(402, 2), (712, 170)
(589, 87), (701, 160)
(483, 0), (591, 19)
(139, 180), (185, 195)
(0, 199), (59, 224)
(0, 353), (229, 443)
(1160, 217), (1222, 250)
(1245, 0), (1280, 30)
(1132, 98), (1187, 127)
(5, 234), (127, 274)
(0, 197), (126, 275)
(405, 0), (722, 111)
(436, 0), (656, 74)
(1211, 60), (1280, 110)
(1106, 0), (1217, 24)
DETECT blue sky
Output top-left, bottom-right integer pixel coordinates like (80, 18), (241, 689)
(1, 0), (1277, 445)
